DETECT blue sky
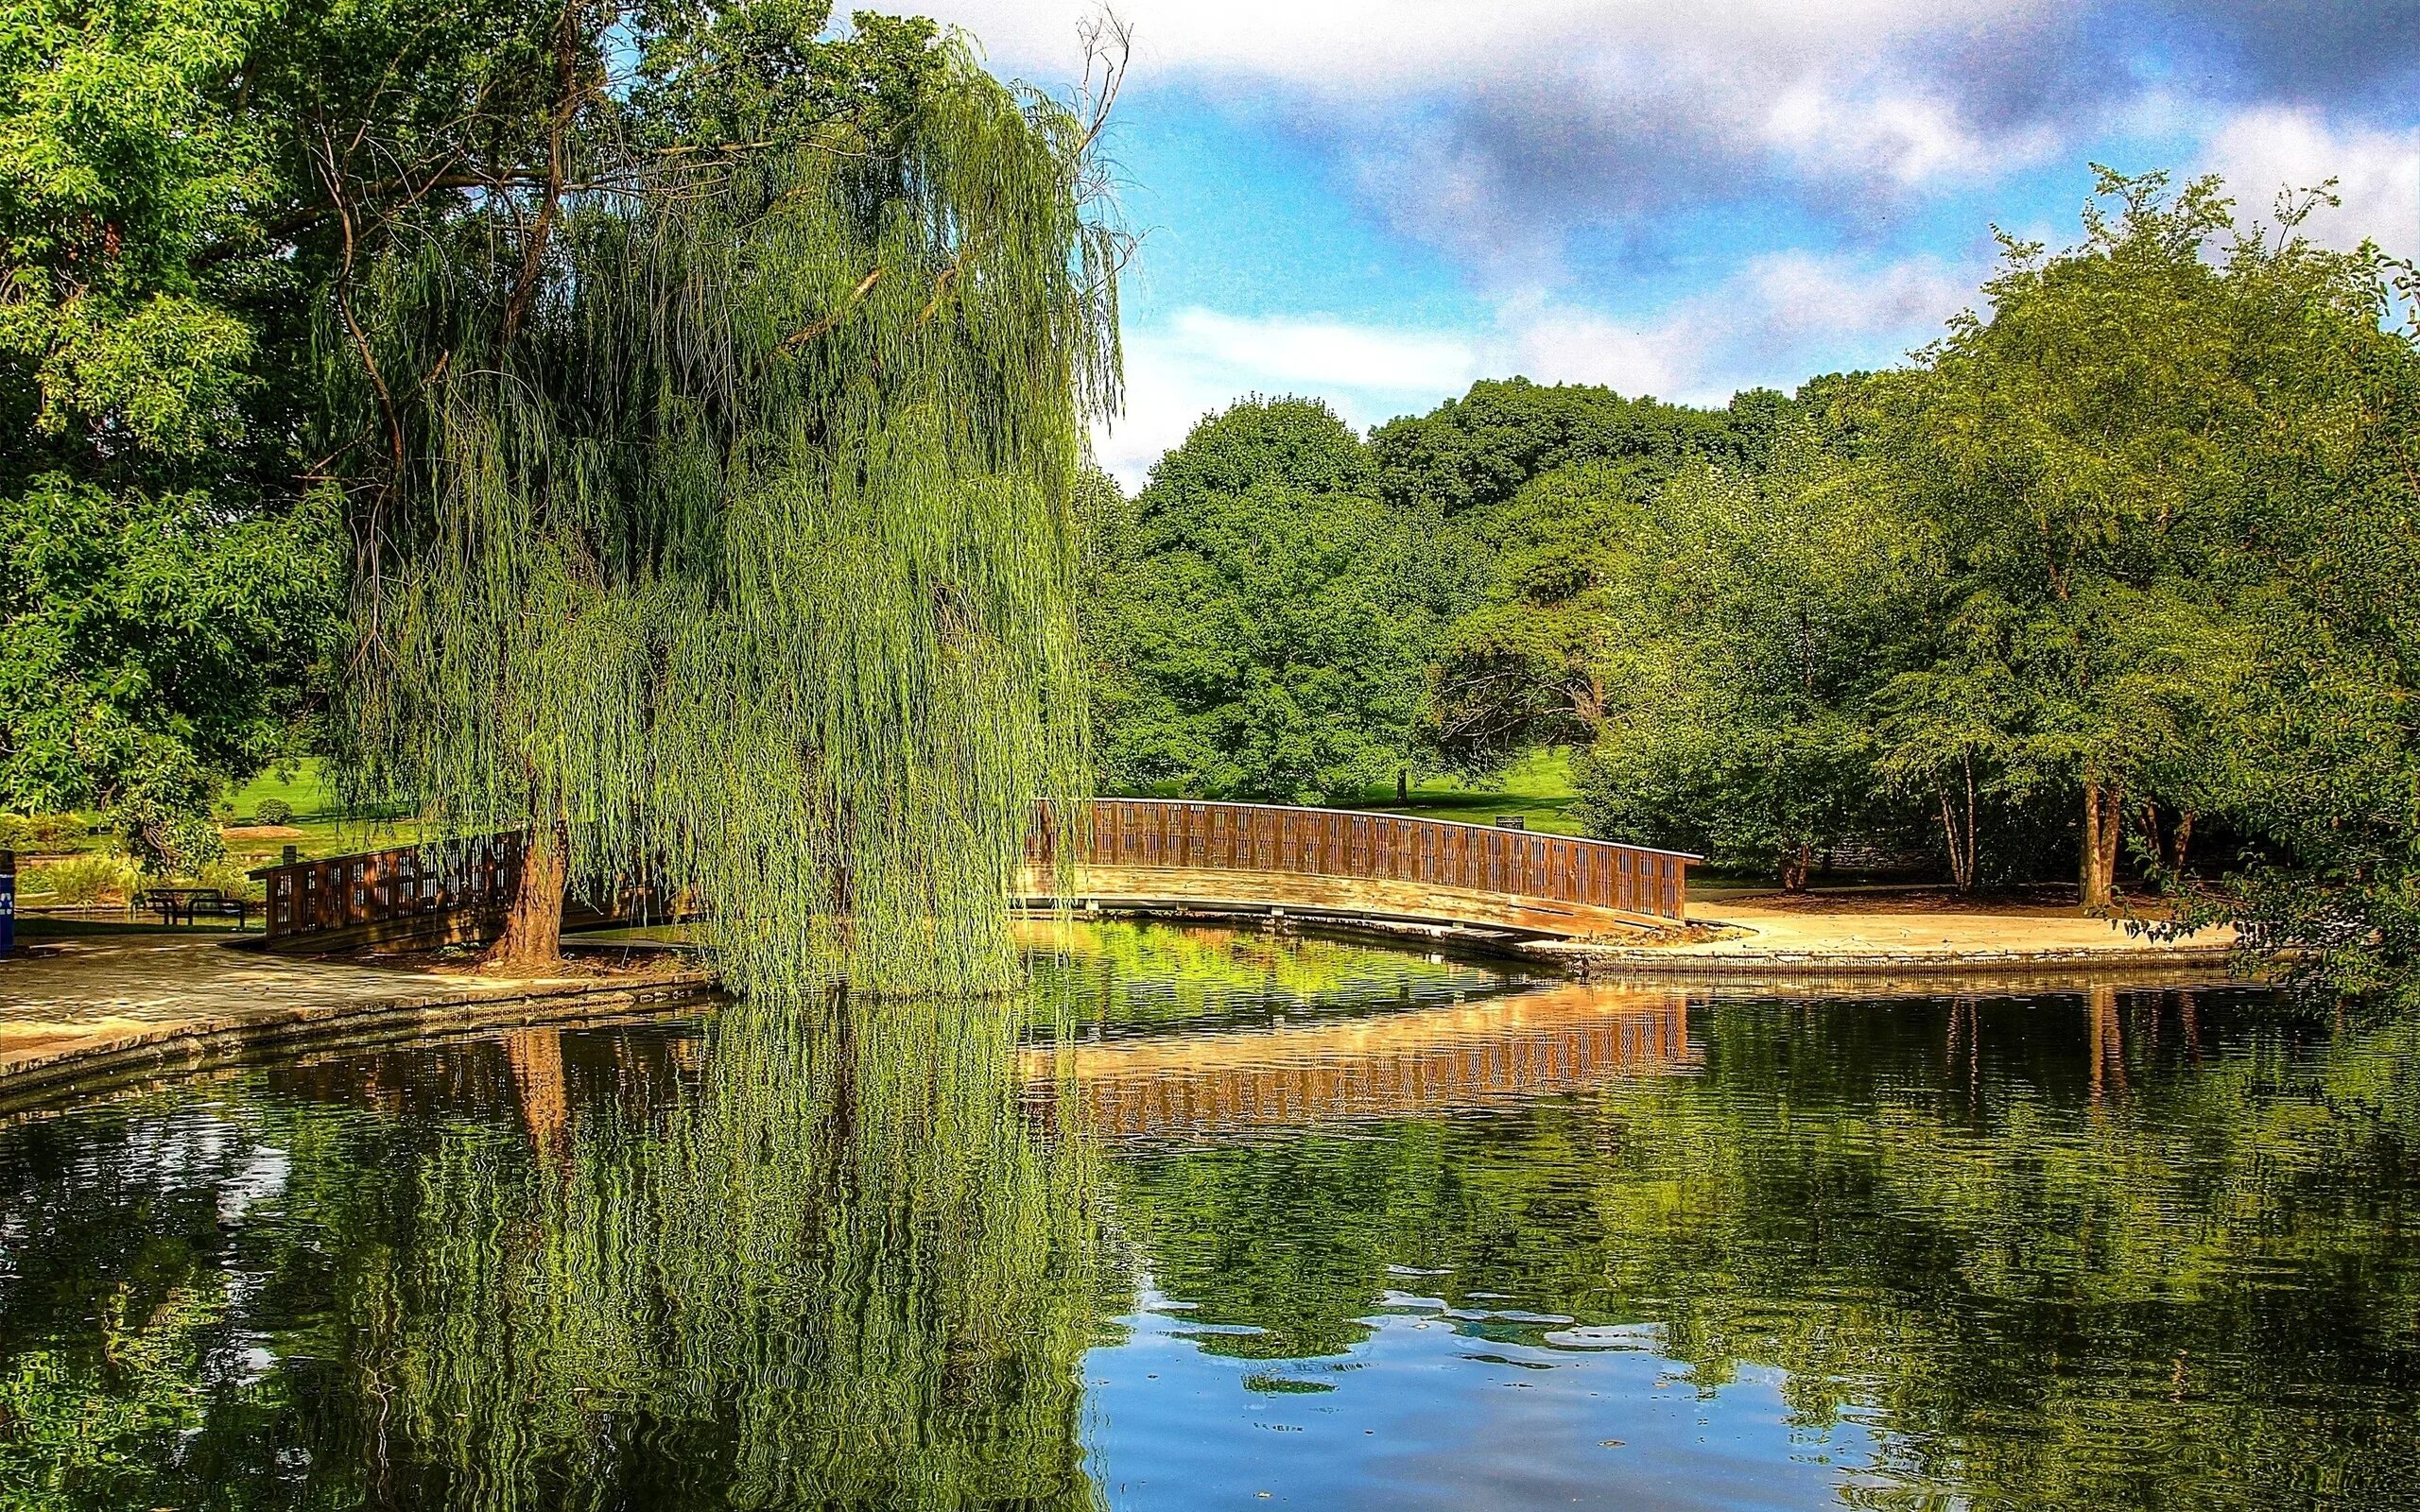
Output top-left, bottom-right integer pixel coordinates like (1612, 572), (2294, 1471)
(915, 3), (2420, 484)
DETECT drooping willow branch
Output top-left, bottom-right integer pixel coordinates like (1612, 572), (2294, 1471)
(325, 35), (1124, 996)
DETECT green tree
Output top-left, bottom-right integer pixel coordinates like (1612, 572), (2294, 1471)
(1367, 375), (1772, 516)
(1088, 397), (1449, 804)
(0, 479), (336, 871)
(0, 0), (351, 856)
(322, 5), (1123, 989)
(1574, 430), (1927, 887)
(1409, 377), (1853, 783)
(1873, 169), (2317, 908)
(1418, 462), (1653, 775)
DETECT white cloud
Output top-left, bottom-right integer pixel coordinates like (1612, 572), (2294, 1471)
(1495, 250), (1975, 405)
(923, 0), (2092, 269)
(929, 2), (2036, 96)
(1093, 309), (1482, 486)
(1165, 309), (1479, 393)
(1739, 251), (1976, 338)
(1093, 250), (1979, 484)
(2204, 106), (2420, 256)
(1760, 82), (2061, 185)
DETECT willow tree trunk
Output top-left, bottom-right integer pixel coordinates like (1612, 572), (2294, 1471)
(489, 825), (567, 972)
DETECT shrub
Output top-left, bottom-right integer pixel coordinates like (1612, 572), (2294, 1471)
(253, 799), (294, 826)
(29, 853), (145, 906)
(112, 795), (225, 877)
(195, 859), (267, 903)
(0, 812), (92, 852)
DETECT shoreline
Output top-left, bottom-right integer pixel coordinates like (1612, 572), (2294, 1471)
(0, 934), (716, 1115)
(1, 900), (2248, 1111)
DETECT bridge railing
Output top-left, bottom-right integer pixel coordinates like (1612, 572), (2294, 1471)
(255, 832), (528, 944)
(1026, 799), (1691, 923)
(253, 799), (1694, 945)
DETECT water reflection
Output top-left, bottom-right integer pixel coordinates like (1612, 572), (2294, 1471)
(0, 993), (1105, 1510)
(1037, 983), (1693, 1140)
(0, 924), (2415, 1510)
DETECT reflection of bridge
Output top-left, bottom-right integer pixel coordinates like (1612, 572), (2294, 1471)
(253, 800), (1694, 952)
(1026, 985), (1694, 1139)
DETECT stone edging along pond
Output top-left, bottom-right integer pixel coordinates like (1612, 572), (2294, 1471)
(0, 967), (721, 1117)
(1521, 938), (2244, 979)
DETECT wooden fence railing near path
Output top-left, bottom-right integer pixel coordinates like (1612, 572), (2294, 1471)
(253, 799), (1694, 948)
(254, 832), (531, 948)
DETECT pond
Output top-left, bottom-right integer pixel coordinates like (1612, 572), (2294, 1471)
(2, 920), (2415, 1509)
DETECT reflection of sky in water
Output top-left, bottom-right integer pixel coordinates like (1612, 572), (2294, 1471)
(1088, 1286), (1883, 1512)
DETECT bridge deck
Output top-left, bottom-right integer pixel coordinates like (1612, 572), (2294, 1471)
(251, 800), (1694, 952)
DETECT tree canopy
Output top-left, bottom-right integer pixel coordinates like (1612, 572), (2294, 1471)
(1085, 397), (1453, 804)
(312, 4), (1123, 990)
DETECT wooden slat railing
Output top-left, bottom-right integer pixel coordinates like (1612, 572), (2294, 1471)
(254, 799), (1694, 946)
(254, 832), (529, 944)
(1023, 799), (1691, 922)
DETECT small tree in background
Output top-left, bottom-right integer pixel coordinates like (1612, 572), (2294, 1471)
(1574, 431), (1928, 888)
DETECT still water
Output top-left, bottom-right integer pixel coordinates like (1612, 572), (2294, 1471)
(2, 921), (2415, 1509)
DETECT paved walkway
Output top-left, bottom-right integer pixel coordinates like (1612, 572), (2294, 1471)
(0, 934), (711, 1103)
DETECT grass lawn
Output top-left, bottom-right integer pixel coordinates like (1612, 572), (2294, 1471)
(9, 761), (418, 913)
(1357, 748), (1585, 834)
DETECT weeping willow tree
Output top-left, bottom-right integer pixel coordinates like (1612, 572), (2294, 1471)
(332, 9), (1123, 992)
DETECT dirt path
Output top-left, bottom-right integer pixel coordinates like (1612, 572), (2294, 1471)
(1527, 893), (2238, 976)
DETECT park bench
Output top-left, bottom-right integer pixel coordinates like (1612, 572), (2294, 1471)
(135, 887), (255, 931)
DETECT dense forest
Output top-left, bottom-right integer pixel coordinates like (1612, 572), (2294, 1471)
(1084, 172), (2420, 988)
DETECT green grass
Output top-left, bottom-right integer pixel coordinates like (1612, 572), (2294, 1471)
(1357, 747), (1585, 834)
(226, 761), (343, 821)
(9, 761), (414, 885)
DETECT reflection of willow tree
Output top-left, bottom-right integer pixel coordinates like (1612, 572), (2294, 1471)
(1112, 995), (2420, 1503)
(1025, 919), (1511, 1033)
(342, 1000), (1109, 1509)
(0, 1001), (1111, 1509)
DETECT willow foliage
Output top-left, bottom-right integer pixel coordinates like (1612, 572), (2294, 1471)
(336, 34), (1120, 993)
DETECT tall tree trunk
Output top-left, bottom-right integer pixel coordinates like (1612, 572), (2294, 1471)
(2098, 784), (2123, 902)
(1779, 843), (1814, 893)
(2170, 812), (2193, 874)
(1396, 768), (1409, 801)
(2080, 779), (2116, 909)
(1939, 791), (1972, 891)
(1962, 751), (1979, 894)
(1939, 751), (1979, 893)
(488, 824), (567, 973)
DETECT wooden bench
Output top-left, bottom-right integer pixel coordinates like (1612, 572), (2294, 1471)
(135, 887), (255, 930)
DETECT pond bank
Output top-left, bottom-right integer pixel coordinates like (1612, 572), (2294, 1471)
(0, 900), (2242, 1108)
(1523, 894), (2239, 978)
(0, 934), (713, 1111)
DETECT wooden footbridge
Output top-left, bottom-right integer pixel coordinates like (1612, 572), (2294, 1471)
(251, 799), (1694, 953)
